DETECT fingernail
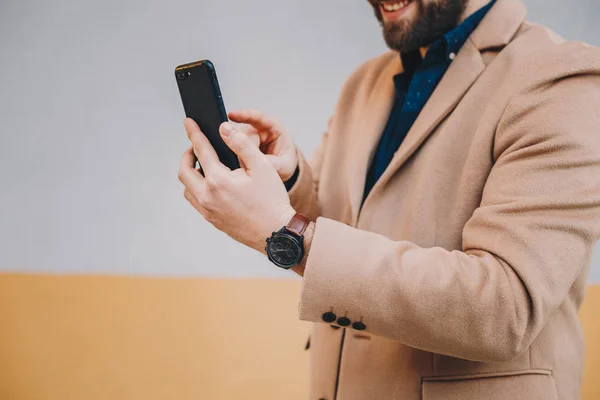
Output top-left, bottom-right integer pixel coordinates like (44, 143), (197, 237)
(222, 122), (234, 137)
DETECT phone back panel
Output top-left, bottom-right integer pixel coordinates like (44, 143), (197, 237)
(175, 60), (240, 170)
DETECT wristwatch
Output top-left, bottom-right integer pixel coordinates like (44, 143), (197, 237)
(265, 212), (310, 269)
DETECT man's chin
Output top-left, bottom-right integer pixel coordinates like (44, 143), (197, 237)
(382, 24), (420, 53)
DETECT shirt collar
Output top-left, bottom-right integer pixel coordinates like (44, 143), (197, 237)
(398, 0), (496, 72)
(441, 0), (496, 60)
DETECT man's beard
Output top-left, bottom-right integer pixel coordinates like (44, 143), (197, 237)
(370, 0), (468, 53)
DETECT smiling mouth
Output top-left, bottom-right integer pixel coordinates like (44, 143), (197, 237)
(380, 0), (414, 14)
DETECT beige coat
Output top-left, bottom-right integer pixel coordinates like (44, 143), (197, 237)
(287, 0), (600, 399)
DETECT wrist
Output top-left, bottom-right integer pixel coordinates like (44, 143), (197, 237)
(258, 207), (297, 256)
(278, 207), (298, 230)
(264, 208), (310, 269)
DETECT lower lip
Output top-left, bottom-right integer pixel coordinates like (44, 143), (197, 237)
(380, 1), (414, 21)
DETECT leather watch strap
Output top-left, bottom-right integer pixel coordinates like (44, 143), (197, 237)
(285, 213), (310, 236)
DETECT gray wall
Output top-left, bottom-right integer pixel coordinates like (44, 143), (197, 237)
(1, 0), (599, 280)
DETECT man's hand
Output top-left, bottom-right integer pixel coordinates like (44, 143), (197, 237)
(228, 109), (299, 182)
(178, 118), (296, 255)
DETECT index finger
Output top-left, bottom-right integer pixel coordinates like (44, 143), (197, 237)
(228, 109), (282, 138)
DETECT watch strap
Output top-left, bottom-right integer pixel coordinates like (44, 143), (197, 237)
(285, 212), (310, 236)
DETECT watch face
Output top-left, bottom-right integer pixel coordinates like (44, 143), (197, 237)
(267, 232), (302, 268)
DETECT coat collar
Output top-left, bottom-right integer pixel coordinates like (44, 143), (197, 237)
(348, 0), (528, 226)
(470, 0), (527, 52)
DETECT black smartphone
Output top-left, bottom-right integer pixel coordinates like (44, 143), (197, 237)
(175, 59), (240, 171)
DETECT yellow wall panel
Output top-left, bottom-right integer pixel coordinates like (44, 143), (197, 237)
(0, 275), (310, 400)
(581, 285), (600, 400)
(0, 274), (598, 400)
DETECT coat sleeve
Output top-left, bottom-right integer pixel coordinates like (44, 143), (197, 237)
(297, 61), (600, 362)
(287, 119), (331, 222)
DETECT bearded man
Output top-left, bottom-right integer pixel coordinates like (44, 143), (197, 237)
(178, 0), (600, 398)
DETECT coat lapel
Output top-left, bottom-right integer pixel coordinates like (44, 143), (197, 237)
(359, 40), (486, 215)
(353, 0), (528, 224)
(347, 56), (401, 226)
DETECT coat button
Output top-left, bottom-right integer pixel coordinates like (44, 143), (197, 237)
(352, 321), (366, 331)
(337, 316), (351, 327)
(322, 312), (337, 323)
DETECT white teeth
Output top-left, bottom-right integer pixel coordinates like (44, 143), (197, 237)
(382, 1), (409, 12)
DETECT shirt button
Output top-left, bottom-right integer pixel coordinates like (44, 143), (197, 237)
(449, 52), (456, 60)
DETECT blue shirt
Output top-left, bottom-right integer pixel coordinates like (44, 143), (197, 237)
(361, 0), (496, 206)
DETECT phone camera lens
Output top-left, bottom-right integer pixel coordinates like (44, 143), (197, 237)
(176, 70), (187, 81)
